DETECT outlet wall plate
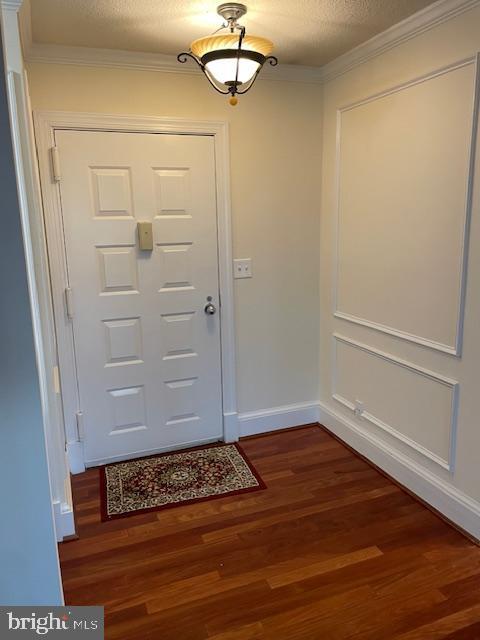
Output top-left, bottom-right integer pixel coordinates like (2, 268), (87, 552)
(234, 258), (252, 279)
(354, 399), (365, 417)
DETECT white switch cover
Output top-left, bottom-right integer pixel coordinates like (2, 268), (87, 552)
(234, 258), (252, 279)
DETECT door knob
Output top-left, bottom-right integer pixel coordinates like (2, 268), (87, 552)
(204, 302), (217, 315)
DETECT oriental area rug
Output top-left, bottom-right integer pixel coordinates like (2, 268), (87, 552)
(100, 443), (266, 520)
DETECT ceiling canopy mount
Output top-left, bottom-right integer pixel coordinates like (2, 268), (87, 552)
(217, 3), (247, 24)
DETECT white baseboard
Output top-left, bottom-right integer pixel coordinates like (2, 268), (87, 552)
(223, 411), (239, 442)
(52, 500), (75, 542)
(317, 401), (480, 541)
(66, 441), (85, 475)
(238, 401), (320, 437)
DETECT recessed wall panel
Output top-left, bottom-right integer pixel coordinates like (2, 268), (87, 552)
(333, 335), (458, 469)
(335, 62), (477, 352)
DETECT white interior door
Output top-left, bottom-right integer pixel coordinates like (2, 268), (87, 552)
(55, 130), (223, 466)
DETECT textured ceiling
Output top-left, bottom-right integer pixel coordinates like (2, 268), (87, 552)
(29, 0), (438, 67)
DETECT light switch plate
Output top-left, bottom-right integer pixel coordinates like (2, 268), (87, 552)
(234, 258), (252, 279)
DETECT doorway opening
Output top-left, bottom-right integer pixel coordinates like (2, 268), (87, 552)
(34, 113), (237, 537)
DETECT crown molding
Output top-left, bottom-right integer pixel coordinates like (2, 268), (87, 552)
(18, 0), (32, 52)
(320, 0), (480, 82)
(21, 0), (480, 85)
(24, 43), (323, 84)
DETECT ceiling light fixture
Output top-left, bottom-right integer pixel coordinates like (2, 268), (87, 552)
(177, 3), (278, 106)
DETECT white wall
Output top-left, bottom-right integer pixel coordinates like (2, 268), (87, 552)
(25, 64), (322, 417)
(319, 5), (480, 537)
(25, 4), (480, 540)
(0, 17), (62, 604)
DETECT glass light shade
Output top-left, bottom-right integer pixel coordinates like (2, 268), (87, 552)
(191, 34), (274, 59)
(204, 57), (261, 84)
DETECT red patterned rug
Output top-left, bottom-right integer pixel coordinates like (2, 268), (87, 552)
(100, 443), (266, 521)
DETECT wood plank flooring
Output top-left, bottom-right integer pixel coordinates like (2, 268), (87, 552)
(60, 425), (480, 639)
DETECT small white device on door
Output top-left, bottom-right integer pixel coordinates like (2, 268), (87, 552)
(137, 221), (153, 251)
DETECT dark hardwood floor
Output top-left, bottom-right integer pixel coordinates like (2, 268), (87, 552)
(60, 425), (480, 639)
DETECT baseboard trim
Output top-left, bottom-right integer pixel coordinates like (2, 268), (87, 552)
(53, 500), (75, 542)
(238, 402), (320, 437)
(66, 440), (85, 475)
(223, 411), (239, 443)
(240, 422), (319, 441)
(317, 401), (480, 541)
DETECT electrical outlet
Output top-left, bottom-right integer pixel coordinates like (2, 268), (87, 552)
(234, 258), (252, 279)
(354, 400), (365, 417)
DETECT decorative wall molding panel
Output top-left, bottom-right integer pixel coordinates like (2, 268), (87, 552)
(317, 402), (480, 541)
(332, 334), (459, 471)
(334, 56), (480, 356)
(21, 0), (480, 84)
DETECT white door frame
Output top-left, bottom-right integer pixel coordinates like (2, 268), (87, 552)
(34, 110), (238, 474)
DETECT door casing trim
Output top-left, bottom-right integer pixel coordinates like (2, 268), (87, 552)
(33, 111), (238, 475)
